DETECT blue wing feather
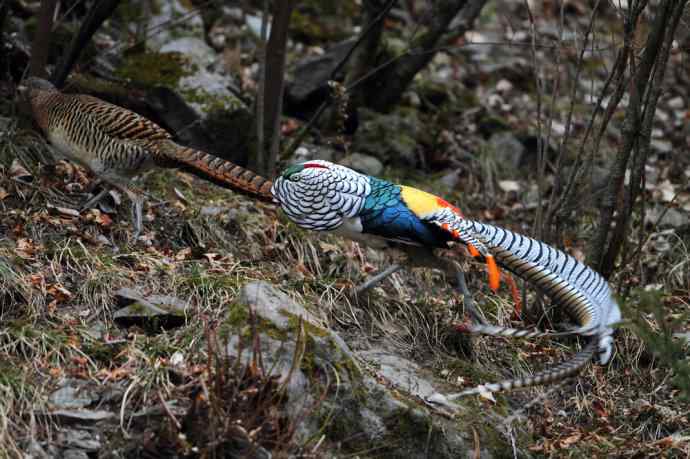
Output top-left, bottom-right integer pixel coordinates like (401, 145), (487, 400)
(358, 177), (451, 247)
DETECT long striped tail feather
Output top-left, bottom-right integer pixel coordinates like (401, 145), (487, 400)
(457, 323), (594, 340)
(427, 339), (597, 408)
(156, 140), (274, 203)
(429, 214), (621, 401)
(439, 217), (620, 362)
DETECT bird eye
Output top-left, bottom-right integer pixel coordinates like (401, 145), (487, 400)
(288, 173), (301, 182)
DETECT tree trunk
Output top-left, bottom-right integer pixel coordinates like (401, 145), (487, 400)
(353, 0), (488, 113)
(257, 0), (296, 176)
(28, 0), (57, 78)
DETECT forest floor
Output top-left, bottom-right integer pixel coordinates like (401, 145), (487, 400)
(0, 114), (688, 457)
(2, 0), (690, 457)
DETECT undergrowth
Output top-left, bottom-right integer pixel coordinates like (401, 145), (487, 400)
(0, 107), (688, 456)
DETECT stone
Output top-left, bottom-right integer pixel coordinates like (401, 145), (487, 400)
(651, 139), (672, 154)
(61, 450), (89, 459)
(288, 144), (336, 165)
(245, 14), (269, 39)
(46, 410), (115, 423)
(113, 288), (187, 330)
(440, 169), (462, 191)
(148, 0), (205, 51)
(58, 429), (101, 451)
(230, 282), (482, 457)
(489, 131), (526, 169)
(49, 380), (99, 410)
(645, 207), (688, 229)
(496, 79), (513, 93)
(358, 348), (438, 400)
(286, 40), (355, 106)
(160, 37), (216, 68)
(352, 108), (424, 166)
(668, 96), (685, 110)
(339, 153), (384, 176)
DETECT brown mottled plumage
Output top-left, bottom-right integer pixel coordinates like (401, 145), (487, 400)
(21, 77), (273, 237)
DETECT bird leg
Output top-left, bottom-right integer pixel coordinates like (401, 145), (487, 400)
(354, 263), (403, 296)
(96, 180), (145, 239)
(454, 268), (487, 325)
(123, 188), (144, 240)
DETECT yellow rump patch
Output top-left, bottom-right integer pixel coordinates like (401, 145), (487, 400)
(399, 186), (444, 218)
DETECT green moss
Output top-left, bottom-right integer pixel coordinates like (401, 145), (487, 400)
(116, 52), (195, 88)
(283, 312), (329, 338)
(226, 303), (249, 328)
(182, 263), (238, 293)
(333, 356), (363, 390)
(289, 0), (358, 43)
(385, 406), (432, 439)
(0, 361), (24, 389)
(82, 340), (120, 364)
(180, 88), (245, 113)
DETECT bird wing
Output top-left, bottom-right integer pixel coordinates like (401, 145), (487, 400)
(398, 185), (502, 291)
(75, 94), (172, 141)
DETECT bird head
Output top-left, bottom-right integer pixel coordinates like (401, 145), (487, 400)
(271, 160), (370, 231)
(17, 77), (56, 95)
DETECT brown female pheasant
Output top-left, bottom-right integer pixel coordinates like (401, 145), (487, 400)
(21, 77), (273, 237)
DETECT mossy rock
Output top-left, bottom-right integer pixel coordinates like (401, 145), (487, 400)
(115, 51), (194, 88)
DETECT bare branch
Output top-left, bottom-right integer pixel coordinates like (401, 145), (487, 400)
(52, 0), (121, 88)
(588, 0), (687, 277)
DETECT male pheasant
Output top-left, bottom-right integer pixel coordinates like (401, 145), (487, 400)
(21, 77), (273, 237)
(271, 160), (621, 400)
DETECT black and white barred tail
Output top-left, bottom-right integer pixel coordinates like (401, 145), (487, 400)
(461, 323), (584, 340)
(437, 219), (620, 398)
(451, 220), (620, 365)
(454, 340), (597, 400)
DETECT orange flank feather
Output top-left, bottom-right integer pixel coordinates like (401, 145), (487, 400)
(486, 255), (500, 292)
(466, 243), (480, 257)
(435, 196), (464, 217)
(467, 244), (501, 292)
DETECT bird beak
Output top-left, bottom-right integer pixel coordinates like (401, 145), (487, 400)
(17, 84), (28, 94)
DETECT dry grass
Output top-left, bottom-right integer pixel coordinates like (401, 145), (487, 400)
(0, 110), (688, 457)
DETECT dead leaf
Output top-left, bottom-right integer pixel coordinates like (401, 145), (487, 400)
(318, 241), (340, 253)
(28, 273), (45, 287)
(49, 367), (63, 378)
(9, 159), (32, 182)
(47, 284), (73, 302)
(0, 187), (9, 200)
(97, 367), (133, 381)
(175, 248), (192, 261)
(84, 209), (113, 226)
(592, 399), (609, 418)
(558, 432), (582, 447)
(16, 238), (41, 259)
(54, 160), (75, 178)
